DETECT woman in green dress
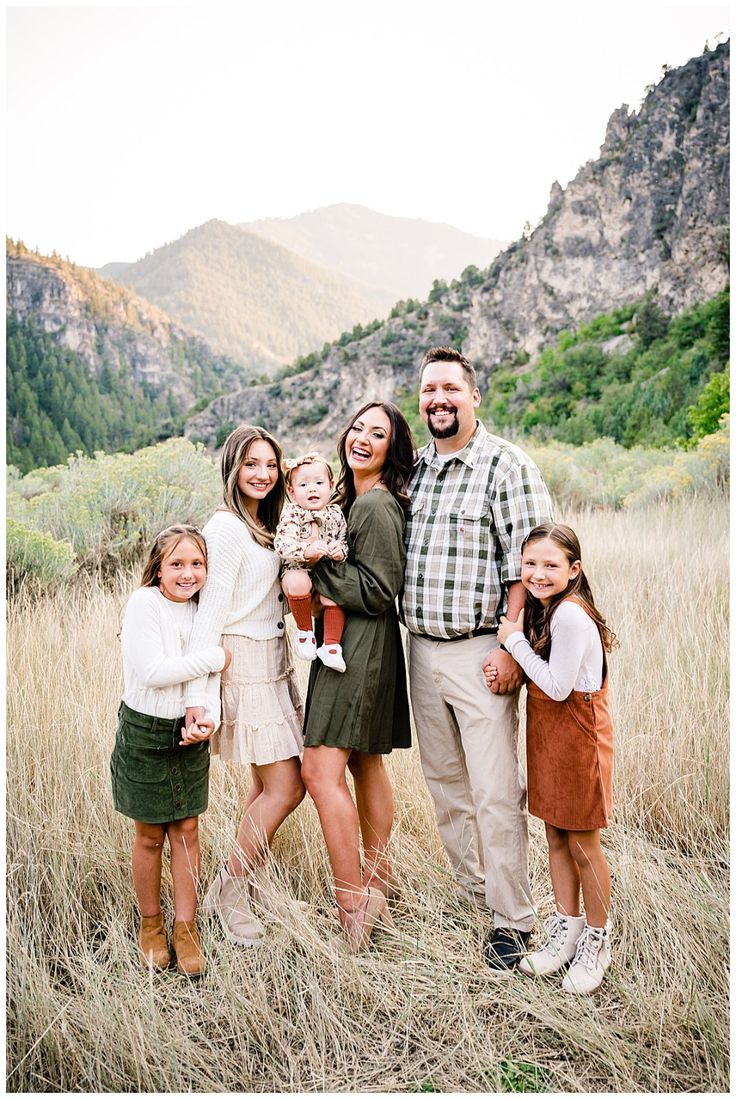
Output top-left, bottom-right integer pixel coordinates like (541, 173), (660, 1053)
(301, 400), (414, 951)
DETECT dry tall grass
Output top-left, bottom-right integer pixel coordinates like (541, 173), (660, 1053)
(6, 498), (728, 1092)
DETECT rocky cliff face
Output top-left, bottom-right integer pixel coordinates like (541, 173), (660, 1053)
(186, 42), (729, 454)
(7, 250), (244, 408)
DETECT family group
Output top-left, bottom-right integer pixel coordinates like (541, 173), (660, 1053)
(110, 346), (617, 997)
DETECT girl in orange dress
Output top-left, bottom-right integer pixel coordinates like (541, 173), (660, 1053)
(488, 522), (617, 995)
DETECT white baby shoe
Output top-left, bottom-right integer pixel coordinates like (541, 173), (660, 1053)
(316, 643), (346, 673)
(294, 630), (317, 660)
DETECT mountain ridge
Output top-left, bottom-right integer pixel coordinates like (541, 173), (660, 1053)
(98, 218), (395, 373)
(241, 203), (507, 300)
(186, 41), (729, 455)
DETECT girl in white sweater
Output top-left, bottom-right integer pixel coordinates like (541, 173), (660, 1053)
(184, 425), (305, 948)
(111, 524), (230, 977)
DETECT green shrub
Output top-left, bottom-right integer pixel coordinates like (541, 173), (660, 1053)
(215, 422), (236, 448)
(292, 405), (329, 428)
(7, 438), (221, 578)
(527, 418), (729, 510)
(7, 518), (77, 591)
(686, 367), (729, 442)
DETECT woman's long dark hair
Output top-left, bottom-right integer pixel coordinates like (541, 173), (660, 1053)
(334, 401), (415, 513)
(523, 523), (618, 659)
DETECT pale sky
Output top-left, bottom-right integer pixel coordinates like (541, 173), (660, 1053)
(6, 2), (729, 268)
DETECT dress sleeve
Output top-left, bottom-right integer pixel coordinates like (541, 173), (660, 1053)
(274, 504), (309, 566)
(333, 508), (349, 556)
(504, 602), (589, 700)
(122, 592), (225, 689)
(311, 494), (405, 615)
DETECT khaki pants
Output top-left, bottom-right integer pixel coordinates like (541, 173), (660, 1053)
(408, 633), (534, 932)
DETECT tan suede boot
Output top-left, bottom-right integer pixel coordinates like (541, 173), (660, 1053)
(138, 912), (171, 970)
(173, 919), (206, 977)
(202, 866), (265, 946)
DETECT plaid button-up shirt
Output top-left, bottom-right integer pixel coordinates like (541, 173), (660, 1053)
(401, 422), (553, 639)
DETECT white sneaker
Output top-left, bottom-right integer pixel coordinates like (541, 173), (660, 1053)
(561, 922), (611, 994)
(518, 912), (586, 977)
(294, 630), (317, 661)
(316, 643), (346, 672)
(201, 866), (265, 947)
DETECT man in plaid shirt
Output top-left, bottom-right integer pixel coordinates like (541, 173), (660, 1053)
(401, 347), (553, 970)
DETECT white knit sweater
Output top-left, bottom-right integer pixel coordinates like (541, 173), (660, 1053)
(183, 510), (285, 709)
(121, 586), (226, 721)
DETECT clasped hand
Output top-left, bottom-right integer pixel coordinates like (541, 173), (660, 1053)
(303, 539), (346, 563)
(181, 706), (214, 746)
(481, 609), (524, 694)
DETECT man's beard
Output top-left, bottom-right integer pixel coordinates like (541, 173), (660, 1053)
(427, 409), (459, 439)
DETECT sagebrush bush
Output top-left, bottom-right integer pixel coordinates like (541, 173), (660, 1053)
(7, 438), (221, 578)
(527, 416), (730, 509)
(6, 517), (77, 591)
(621, 415), (730, 506)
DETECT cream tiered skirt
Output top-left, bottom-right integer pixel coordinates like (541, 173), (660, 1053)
(213, 634), (304, 765)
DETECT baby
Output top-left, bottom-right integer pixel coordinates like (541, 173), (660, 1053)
(274, 453), (349, 672)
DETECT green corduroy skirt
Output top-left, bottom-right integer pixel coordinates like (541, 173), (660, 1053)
(110, 702), (210, 824)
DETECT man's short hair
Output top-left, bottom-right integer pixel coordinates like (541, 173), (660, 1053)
(419, 346), (477, 390)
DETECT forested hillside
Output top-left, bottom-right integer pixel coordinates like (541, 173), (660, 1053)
(7, 315), (179, 471)
(484, 291), (729, 447)
(100, 219), (395, 372)
(6, 242), (246, 472)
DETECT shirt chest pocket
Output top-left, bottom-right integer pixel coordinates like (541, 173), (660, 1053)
(409, 496), (490, 560)
(445, 500), (491, 570)
(447, 499), (489, 533)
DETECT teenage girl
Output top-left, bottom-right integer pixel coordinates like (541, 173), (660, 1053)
(487, 522), (617, 995)
(183, 425), (305, 949)
(275, 453), (349, 671)
(111, 524), (230, 977)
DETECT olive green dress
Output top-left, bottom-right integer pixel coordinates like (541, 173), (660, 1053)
(303, 488), (411, 754)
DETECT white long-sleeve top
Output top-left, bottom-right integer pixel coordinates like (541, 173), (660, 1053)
(505, 600), (604, 701)
(121, 586), (226, 721)
(183, 509), (284, 709)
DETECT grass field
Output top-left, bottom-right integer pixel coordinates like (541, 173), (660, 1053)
(6, 497), (729, 1093)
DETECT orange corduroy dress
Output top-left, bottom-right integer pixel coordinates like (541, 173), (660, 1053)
(525, 603), (614, 831)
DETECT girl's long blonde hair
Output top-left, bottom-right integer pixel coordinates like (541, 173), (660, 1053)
(219, 424), (286, 547)
(522, 523), (618, 659)
(139, 524), (208, 594)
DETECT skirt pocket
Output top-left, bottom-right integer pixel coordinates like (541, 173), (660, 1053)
(118, 721), (173, 784)
(110, 707), (207, 823)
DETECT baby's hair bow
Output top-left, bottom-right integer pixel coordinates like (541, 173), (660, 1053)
(283, 452), (335, 484)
